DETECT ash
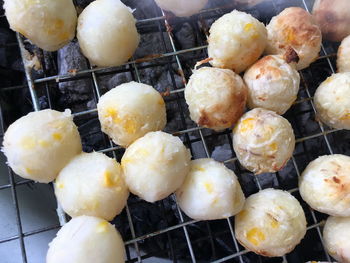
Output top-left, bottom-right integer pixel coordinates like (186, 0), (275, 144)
(0, 0), (349, 262)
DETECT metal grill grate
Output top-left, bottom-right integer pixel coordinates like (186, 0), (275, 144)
(0, 0), (349, 262)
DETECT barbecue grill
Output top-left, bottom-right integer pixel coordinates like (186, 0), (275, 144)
(0, 0), (349, 262)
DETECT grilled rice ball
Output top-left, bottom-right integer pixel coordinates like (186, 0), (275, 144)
(46, 216), (125, 263)
(235, 188), (307, 257)
(232, 108), (295, 174)
(312, 0), (350, 42)
(208, 10), (267, 73)
(299, 154), (350, 217)
(2, 109), (82, 183)
(55, 152), (129, 221)
(314, 72), (350, 129)
(77, 0), (139, 67)
(337, 35), (350, 73)
(185, 67), (247, 130)
(324, 216), (350, 263)
(97, 81), (166, 147)
(265, 7), (322, 70)
(243, 54), (300, 115)
(176, 158), (245, 220)
(4, 0), (77, 51)
(121, 131), (191, 203)
(154, 0), (208, 17)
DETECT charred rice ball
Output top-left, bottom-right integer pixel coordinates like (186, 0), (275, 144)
(176, 158), (245, 220)
(299, 154), (350, 217)
(337, 35), (350, 73)
(312, 0), (350, 42)
(121, 131), (191, 202)
(314, 72), (350, 129)
(2, 109), (82, 183)
(154, 0), (208, 17)
(265, 7), (322, 70)
(235, 188), (307, 257)
(243, 54), (300, 115)
(46, 216), (125, 263)
(55, 152), (129, 221)
(232, 108), (295, 174)
(185, 67), (247, 130)
(97, 81), (166, 147)
(77, 0), (139, 67)
(4, 0), (77, 51)
(323, 216), (350, 263)
(208, 10), (267, 73)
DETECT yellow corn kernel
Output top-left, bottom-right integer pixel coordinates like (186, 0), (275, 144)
(246, 228), (266, 246)
(269, 142), (277, 151)
(270, 219), (279, 229)
(103, 170), (119, 187)
(105, 107), (117, 118)
(96, 220), (109, 233)
(340, 113), (350, 120)
(192, 165), (205, 172)
(25, 167), (34, 175)
(56, 182), (64, 189)
(244, 23), (254, 32)
(38, 140), (50, 148)
(21, 137), (36, 149)
(204, 182), (214, 194)
(239, 118), (255, 133)
(52, 133), (62, 141)
(123, 119), (137, 134)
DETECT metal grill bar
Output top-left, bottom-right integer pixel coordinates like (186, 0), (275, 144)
(0, 0), (346, 262)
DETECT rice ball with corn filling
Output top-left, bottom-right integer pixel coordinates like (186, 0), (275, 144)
(2, 109), (82, 183)
(4, 0), (77, 51)
(314, 72), (350, 129)
(232, 108), (295, 174)
(46, 216), (125, 263)
(97, 81), (166, 147)
(243, 54), (300, 115)
(121, 131), (191, 203)
(154, 0), (208, 17)
(176, 158), (245, 220)
(323, 216), (350, 263)
(235, 188), (307, 257)
(185, 67), (247, 130)
(265, 7), (322, 70)
(77, 0), (139, 67)
(208, 10), (267, 74)
(299, 154), (350, 217)
(312, 0), (350, 42)
(337, 35), (350, 73)
(55, 152), (129, 221)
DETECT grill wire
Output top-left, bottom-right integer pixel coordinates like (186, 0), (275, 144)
(0, 0), (349, 262)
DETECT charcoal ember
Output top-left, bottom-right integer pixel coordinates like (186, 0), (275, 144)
(57, 40), (93, 112)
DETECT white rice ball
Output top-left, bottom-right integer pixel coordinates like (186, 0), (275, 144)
(185, 67), (247, 131)
(176, 158), (245, 220)
(121, 131), (191, 203)
(314, 72), (350, 130)
(154, 0), (208, 17)
(2, 109), (82, 183)
(4, 0), (77, 51)
(46, 216), (125, 263)
(337, 35), (350, 73)
(235, 188), (307, 257)
(243, 54), (300, 115)
(232, 108), (295, 174)
(55, 152), (129, 221)
(299, 154), (350, 217)
(265, 7), (322, 70)
(77, 0), (140, 67)
(324, 216), (350, 263)
(208, 10), (267, 73)
(312, 0), (350, 42)
(97, 81), (166, 147)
